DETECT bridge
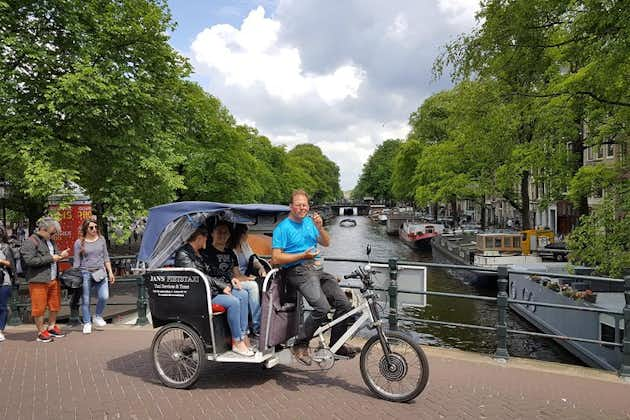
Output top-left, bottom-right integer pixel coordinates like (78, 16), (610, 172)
(1, 324), (628, 419)
(329, 202), (371, 216)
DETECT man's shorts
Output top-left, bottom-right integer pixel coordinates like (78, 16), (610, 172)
(29, 280), (61, 317)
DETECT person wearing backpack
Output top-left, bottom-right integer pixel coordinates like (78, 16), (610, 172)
(0, 226), (16, 342)
(20, 217), (70, 343)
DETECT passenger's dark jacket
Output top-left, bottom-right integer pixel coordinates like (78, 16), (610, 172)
(174, 244), (229, 296)
(20, 233), (58, 284)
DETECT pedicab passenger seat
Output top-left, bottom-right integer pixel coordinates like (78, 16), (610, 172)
(259, 268), (299, 350)
(144, 267), (231, 354)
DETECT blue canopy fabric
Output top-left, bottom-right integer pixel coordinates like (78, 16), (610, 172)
(138, 201), (290, 264)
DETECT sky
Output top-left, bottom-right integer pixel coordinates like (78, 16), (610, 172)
(166, 0), (480, 191)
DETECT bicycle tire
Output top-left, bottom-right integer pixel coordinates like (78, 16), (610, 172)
(359, 331), (429, 402)
(151, 322), (206, 389)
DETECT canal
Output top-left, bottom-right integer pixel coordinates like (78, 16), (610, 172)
(322, 215), (583, 366)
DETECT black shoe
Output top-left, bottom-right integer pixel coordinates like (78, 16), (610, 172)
(291, 344), (312, 366)
(335, 343), (360, 358)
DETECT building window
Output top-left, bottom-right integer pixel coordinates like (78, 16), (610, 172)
(586, 146), (593, 161)
(597, 145), (604, 159)
(607, 143), (615, 158)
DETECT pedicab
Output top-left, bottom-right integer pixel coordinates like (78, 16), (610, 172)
(137, 201), (429, 402)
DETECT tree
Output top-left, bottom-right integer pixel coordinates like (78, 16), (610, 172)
(352, 139), (401, 202)
(0, 0), (190, 239)
(286, 144), (342, 203)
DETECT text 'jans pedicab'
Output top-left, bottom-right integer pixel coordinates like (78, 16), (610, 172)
(136, 201), (429, 402)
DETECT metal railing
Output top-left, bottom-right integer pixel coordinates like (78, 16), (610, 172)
(324, 256), (630, 380)
(8, 255), (149, 327)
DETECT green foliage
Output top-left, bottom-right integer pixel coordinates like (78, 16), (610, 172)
(567, 196), (630, 277)
(0, 1), (342, 240)
(287, 144), (342, 203)
(352, 140), (402, 202)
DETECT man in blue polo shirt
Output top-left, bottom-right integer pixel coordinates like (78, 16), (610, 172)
(272, 189), (359, 365)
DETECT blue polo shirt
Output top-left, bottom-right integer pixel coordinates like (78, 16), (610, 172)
(272, 216), (320, 268)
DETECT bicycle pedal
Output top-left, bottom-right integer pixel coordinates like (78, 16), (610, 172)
(333, 354), (352, 361)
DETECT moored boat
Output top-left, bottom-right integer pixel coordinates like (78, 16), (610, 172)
(399, 220), (445, 250)
(509, 265), (625, 371)
(431, 230), (555, 288)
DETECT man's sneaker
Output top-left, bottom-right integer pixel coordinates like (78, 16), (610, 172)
(0, 331), (5, 342)
(48, 325), (65, 338)
(83, 323), (92, 334)
(93, 316), (107, 327)
(37, 330), (54, 343)
(291, 343), (312, 366)
(334, 343), (360, 359)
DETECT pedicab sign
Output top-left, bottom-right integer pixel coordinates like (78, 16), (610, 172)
(148, 274), (201, 298)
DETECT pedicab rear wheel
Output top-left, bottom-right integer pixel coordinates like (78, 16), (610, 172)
(359, 331), (429, 402)
(152, 322), (206, 389)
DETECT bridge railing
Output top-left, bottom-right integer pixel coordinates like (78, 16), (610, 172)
(325, 256), (630, 380)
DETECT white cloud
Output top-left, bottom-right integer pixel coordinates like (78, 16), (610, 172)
(191, 6), (365, 104)
(437, 0), (479, 26)
(184, 1), (480, 190)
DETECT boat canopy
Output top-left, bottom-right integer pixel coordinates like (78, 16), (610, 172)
(138, 201), (289, 268)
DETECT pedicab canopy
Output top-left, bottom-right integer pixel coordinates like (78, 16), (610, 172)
(138, 201), (290, 269)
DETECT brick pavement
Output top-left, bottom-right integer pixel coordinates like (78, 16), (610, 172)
(1, 325), (629, 420)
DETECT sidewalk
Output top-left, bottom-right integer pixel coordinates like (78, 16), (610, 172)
(1, 325), (629, 419)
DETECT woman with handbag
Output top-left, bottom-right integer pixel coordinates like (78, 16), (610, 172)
(73, 219), (115, 334)
(0, 227), (16, 342)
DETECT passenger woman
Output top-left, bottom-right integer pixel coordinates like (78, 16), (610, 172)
(188, 222), (254, 356)
(227, 224), (263, 335)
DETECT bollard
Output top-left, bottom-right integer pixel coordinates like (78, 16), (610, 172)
(494, 266), (509, 360)
(135, 276), (149, 326)
(620, 276), (630, 380)
(388, 257), (399, 331)
(8, 282), (22, 326)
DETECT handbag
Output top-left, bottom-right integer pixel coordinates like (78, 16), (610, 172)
(60, 268), (83, 289)
(91, 268), (107, 282)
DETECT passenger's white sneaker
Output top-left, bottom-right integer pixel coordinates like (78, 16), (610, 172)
(0, 331), (5, 341)
(83, 323), (92, 334)
(93, 316), (107, 327)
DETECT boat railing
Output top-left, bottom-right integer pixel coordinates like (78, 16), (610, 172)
(323, 256), (630, 380)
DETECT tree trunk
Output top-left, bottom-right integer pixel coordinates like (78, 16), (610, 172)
(520, 171), (531, 230)
(480, 195), (486, 229)
(450, 198), (458, 226)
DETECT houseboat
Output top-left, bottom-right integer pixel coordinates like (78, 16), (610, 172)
(431, 230), (554, 288)
(509, 265), (625, 371)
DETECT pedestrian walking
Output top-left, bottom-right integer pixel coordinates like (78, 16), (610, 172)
(74, 219), (115, 334)
(0, 226), (16, 342)
(20, 217), (70, 343)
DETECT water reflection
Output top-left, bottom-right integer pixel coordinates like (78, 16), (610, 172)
(322, 215), (582, 365)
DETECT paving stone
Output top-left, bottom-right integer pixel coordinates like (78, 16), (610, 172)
(0, 326), (629, 419)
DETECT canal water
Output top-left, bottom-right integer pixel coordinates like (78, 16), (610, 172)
(322, 215), (582, 366)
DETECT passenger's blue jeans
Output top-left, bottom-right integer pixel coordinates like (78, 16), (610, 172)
(240, 280), (261, 333)
(81, 270), (109, 324)
(213, 288), (249, 341)
(0, 284), (11, 330)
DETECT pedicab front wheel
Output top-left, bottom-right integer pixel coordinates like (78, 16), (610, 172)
(151, 322), (206, 389)
(359, 331), (429, 402)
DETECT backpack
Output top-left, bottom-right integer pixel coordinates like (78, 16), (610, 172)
(18, 235), (41, 277)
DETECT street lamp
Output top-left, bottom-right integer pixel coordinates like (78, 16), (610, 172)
(0, 180), (9, 228)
